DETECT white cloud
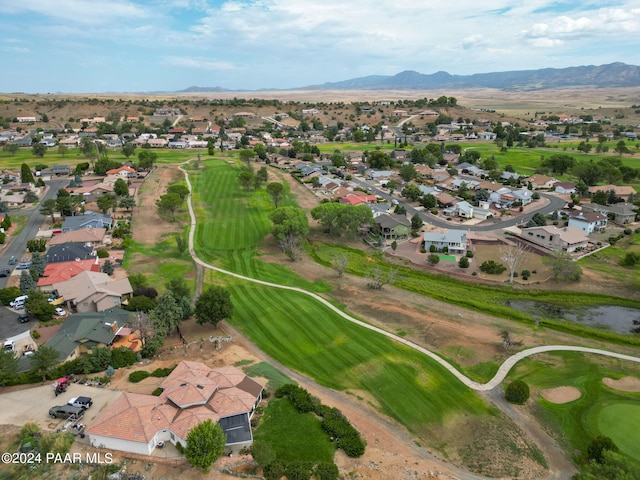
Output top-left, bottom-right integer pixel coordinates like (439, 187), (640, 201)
(0, 0), (148, 25)
(165, 56), (238, 70)
(461, 34), (490, 50)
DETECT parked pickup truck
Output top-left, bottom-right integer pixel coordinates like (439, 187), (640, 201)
(67, 396), (93, 409)
(49, 405), (84, 419)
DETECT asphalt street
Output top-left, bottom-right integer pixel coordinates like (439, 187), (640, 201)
(349, 176), (567, 231)
(0, 179), (68, 290)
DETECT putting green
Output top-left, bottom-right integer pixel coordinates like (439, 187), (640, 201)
(594, 403), (640, 462)
(439, 254), (457, 262)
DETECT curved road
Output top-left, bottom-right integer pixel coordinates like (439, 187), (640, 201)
(179, 165), (640, 392)
(350, 176), (567, 231)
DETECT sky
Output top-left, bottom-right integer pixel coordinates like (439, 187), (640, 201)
(0, 0), (639, 93)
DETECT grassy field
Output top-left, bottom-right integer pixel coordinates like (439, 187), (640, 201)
(252, 398), (336, 464)
(508, 351), (640, 462)
(190, 159), (494, 438)
(309, 242), (640, 346)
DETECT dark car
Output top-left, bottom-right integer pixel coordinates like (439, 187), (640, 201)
(8, 256), (17, 265)
(18, 313), (29, 323)
(0, 269), (10, 277)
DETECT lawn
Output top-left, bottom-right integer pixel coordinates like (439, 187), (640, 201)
(191, 159), (494, 436)
(507, 351), (640, 462)
(252, 398), (335, 464)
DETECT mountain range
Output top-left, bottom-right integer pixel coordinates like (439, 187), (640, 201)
(178, 62), (640, 93)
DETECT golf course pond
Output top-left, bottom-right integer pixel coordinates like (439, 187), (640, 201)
(506, 301), (640, 334)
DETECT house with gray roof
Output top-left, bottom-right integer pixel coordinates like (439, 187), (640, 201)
(423, 229), (468, 254)
(62, 212), (112, 232)
(373, 214), (411, 240)
(43, 308), (131, 362)
(582, 202), (637, 225)
(46, 243), (96, 263)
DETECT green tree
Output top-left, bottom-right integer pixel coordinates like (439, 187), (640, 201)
(505, 380), (530, 404)
(269, 207), (309, 260)
(427, 254), (440, 265)
(386, 179), (398, 194)
(587, 436), (618, 464)
(31, 143), (47, 158)
(166, 277), (191, 303)
(3, 143), (19, 156)
(138, 150), (157, 169)
(185, 419), (226, 472)
(458, 256), (469, 268)
(25, 290), (56, 321)
(544, 250), (582, 282)
(311, 203), (372, 237)
(96, 194), (116, 214)
(266, 182), (285, 208)
(399, 163), (417, 182)
(238, 170), (254, 193)
(113, 178), (129, 197)
(542, 154), (576, 175)
(122, 143), (136, 158)
(30, 251), (46, 279)
(149, 291), (183, 336)
(21, 163), (35, 184)
(239, 149), (255, 166)
(194, 286), (234, 327)
(573, 161), (603, 186)
(0, 349), (19, 386)
(592, 190), (608, 205)
(29, 345), (60, 381)
(101, 259), (115, 275)
(119, 196), (136, 211)
(614, 140), (629, 156)
(167, 183), (190, 200)
(526, 212), (547, 227)
(26, 238), (47, 253)
(422, 194), (437, 209)
(57, 144), (68, 157)
(401, 184), (422, 201)
(156, 193), (182, 221)
(19, 271), (36, 294)
(367, 150), (392, 169)
(574, 450), (640, 479)
(410, 213), (423, 232)
(124, 295), (156, 313)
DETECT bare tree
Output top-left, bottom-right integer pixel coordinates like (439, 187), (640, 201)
(499, 242), (530, 284)
(332, 255), (349, 277)
(367, 266), (397, 289)
(278, 235), (304, 261)
(499, 330), (523, 352)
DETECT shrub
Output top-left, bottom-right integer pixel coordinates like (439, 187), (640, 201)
(479, 260), (506, 274)
(110, 347), (137, 369)
(427, 254), (440, 265)
(624, 229), (632, 235)
(152, 387), (163, 396)
(587, 435), (618, 463)
(505, 380), (530, 404)
(429, 244), (436, 253)
(458, 256), (469, 268)
(521, 269), (531, 277)
(31, 330), (41, 339)
(151, 366), (176, 377)
(128, 370), (150, 383)
(96, 249), (109, 258)
(466, 250), (474, 258)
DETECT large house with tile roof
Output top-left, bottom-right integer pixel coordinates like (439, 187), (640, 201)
(53, 270), (132, 313)
(37, 259), (101, 292)
(87, 361), (263, 455)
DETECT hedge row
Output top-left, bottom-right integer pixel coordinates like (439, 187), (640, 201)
(275, 383), (365, 458)
(263, 460), (338, 480)
(128, 365), (176, 383)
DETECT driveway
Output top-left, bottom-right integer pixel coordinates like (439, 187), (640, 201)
(0, 384), (121, 431)
(0, 307), (31, 343)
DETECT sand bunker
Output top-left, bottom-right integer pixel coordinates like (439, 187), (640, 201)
(541, 386), (581, 404)
(603, 376), (640, 392)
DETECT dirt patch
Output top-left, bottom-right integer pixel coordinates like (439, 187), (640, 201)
(131, 166), (184, 247)
(603, 376), (640, 392)
(541, 386), (582, 404)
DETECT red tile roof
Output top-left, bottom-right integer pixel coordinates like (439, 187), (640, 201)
(37, 259), (101, 287)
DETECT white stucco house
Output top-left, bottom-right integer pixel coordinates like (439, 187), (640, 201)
(87, 361), (264, 455)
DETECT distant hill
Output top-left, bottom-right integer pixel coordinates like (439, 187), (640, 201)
(177, 85), (230, 93)
(304, 62), (640, 91)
